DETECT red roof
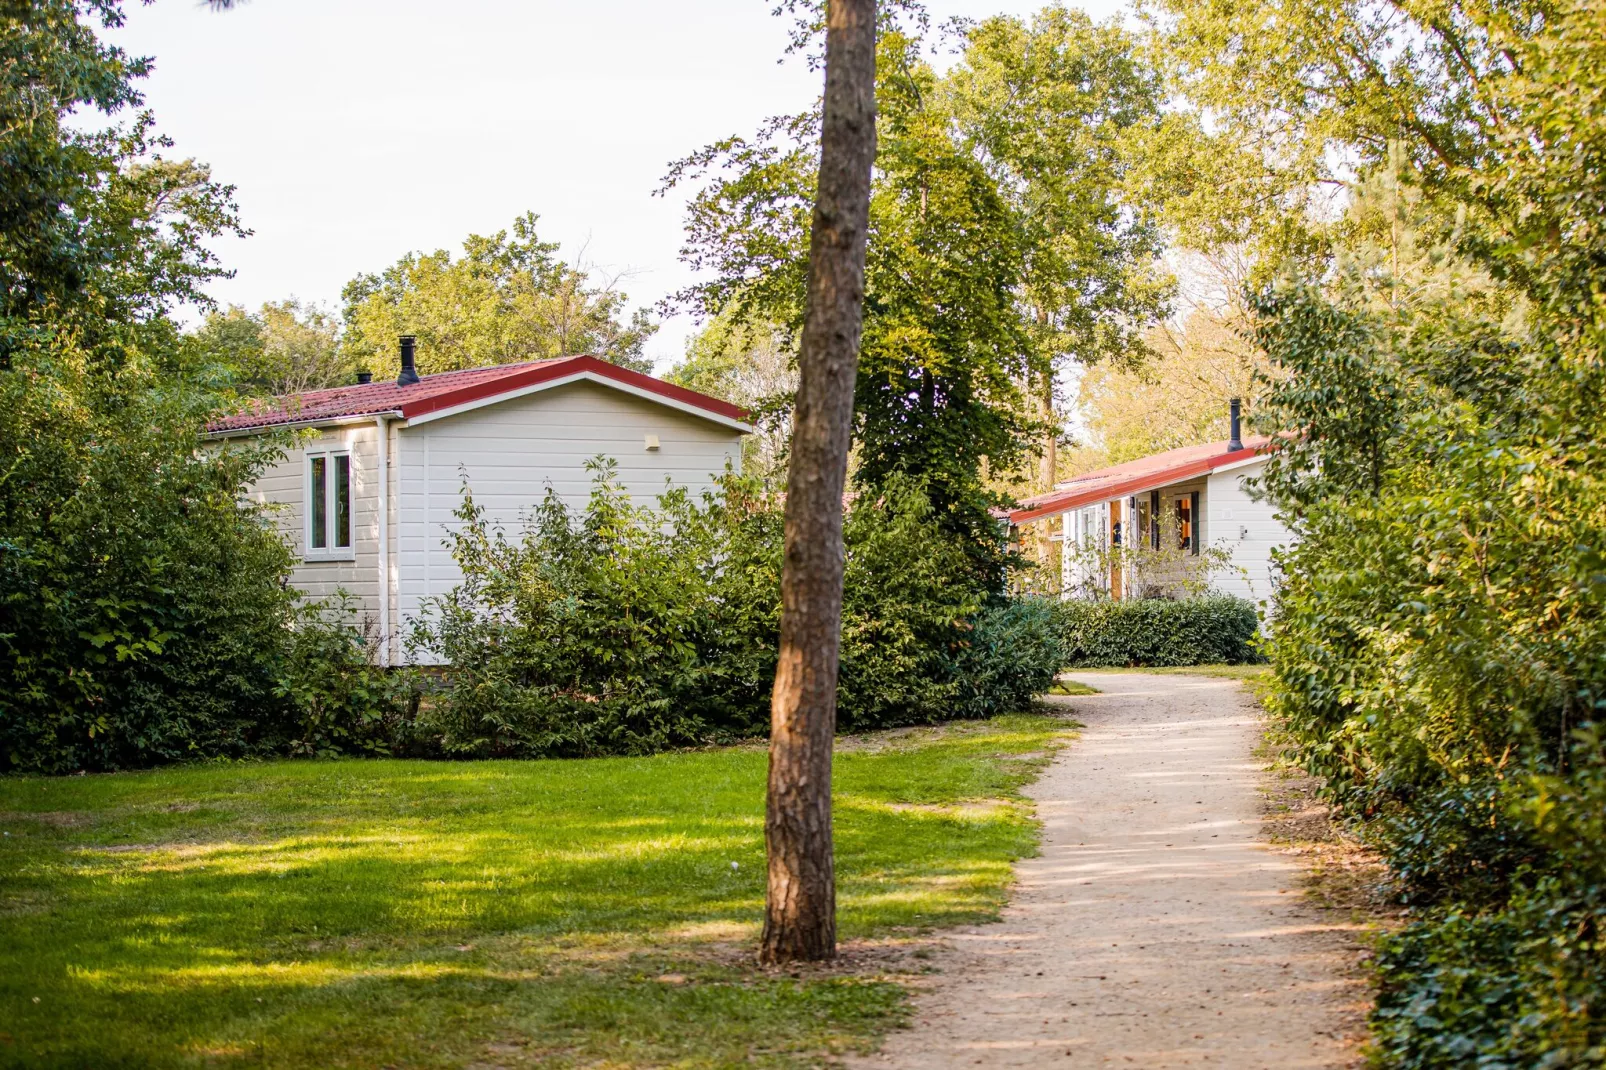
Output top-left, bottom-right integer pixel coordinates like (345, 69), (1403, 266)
(207, 355), (749, 434)
(1008, 434), (1276, 525)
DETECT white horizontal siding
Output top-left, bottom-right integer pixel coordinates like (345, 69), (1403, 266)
(245, 426), (383, 630)
(396, 379), (745, 664)
(1205, 459), (1291, 613)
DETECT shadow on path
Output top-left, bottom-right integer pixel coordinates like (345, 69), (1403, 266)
(856, 672), (1368, 1069)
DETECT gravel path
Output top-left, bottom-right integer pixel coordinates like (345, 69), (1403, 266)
(858, 672), (1367, 1069)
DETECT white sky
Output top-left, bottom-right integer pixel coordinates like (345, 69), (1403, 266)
(107, 0), (1124, 372)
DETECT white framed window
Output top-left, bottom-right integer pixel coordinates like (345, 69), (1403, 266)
(304, 448), (355, 561)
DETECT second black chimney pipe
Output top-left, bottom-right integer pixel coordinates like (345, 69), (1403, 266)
(397, 335), (420, 386)
(1228, 397), (1244, 452)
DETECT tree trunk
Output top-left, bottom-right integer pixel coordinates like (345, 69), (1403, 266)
(760, 0), (878, 967)
(1039, 371), (1057, 493)
(1037, 367), (1058, 579)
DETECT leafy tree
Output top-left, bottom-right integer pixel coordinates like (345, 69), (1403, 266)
(668, 26), (1023, 586)
(193, 298), (349, 395)
(1164, 1), (1606, 1062)
(340, 212), (656, 377)
(667, 307), (796, 474)
(1076, 306), (1267, 466)
(668, 9), (1169, 587)
(943, 6), (1173, 490)
(0, 1), (320, 772)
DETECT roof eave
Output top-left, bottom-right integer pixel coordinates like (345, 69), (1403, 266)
(399, 358), (752, 433)
(202, 410), (405, 440)
(1010, 446), (1272, 525)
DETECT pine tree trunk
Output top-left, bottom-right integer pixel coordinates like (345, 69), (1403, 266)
(760, 0), (878, 967)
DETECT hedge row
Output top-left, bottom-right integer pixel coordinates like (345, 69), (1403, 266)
(404, 468), (1064, 758)
(1053, 595), (1261, 668)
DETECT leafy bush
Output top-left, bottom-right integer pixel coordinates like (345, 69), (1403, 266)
(1371, 881), (1606, 1069)
(408, 465), (1054, 757)
(836, 479), (986, 730)
(1248, 136), (1606, 1060)
(1053, 596), (1260, 668)
(0, 387), (419, 773)
(407, 463), (777, 758)
(950, 598), (1065, 718)
(277, 599), (418, 759)
(0, 383), (305, 773)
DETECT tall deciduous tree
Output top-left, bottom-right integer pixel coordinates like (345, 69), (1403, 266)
(340, 212), (655, 378)
(761, 0), (877, 966)
(666, 9), (1170, 590)
(943, 7), (1172, 492)
(194, 299), (349, 395)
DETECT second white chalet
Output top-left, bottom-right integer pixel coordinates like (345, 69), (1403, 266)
(1009, 402), (1291, 607)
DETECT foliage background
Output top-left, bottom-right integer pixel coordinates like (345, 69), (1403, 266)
(1149, 0), (1606, 1060)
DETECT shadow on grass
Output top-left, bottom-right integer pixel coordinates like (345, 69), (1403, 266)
(0, 713), (1066, 1068)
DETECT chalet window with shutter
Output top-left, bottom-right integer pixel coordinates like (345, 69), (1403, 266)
(305, 448), (354, 560)
(1165, 490), (1202, 555)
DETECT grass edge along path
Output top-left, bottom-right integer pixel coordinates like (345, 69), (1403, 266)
(0, 710), (1074, 1069)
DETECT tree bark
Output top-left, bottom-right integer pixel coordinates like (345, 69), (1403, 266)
(760, 0), (878, 967)
(1039, 372), (1057, 493)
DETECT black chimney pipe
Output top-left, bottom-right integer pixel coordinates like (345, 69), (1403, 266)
(1228, 397), (1244, 452)
(355, 370), (373, 385)
(397, 336), (420, 386)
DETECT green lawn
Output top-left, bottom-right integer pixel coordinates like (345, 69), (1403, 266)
(1046, 679), (1100, 696)
(0, 712), (1070, 1069)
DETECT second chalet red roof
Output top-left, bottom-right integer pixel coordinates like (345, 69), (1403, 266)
(1008, 434), (1277, 525)
(207, 355), (749, 434)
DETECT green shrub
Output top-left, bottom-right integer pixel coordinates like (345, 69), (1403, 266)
(0, 381), (425, 773)
(0, 384), (307, 773)
(1053, 595), (1261, 668)
(408, 464), (1056, 756)
(836, 477), (986, 730)
(277, 599), (419, 759)
(1248, 207), (1606, 1057)
(407, 463), (761, 758)
(950, 597), (1065, 718)
(1371, 881), (1606, 1069)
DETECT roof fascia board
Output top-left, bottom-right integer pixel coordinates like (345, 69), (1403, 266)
(1012, 454), (1242, 524)
(402, 369), (755, 433)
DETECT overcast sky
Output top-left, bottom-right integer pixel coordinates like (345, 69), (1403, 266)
(106, 0), (1123, 371)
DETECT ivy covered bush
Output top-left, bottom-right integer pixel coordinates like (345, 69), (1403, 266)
(1053, 595), (1260, 668)
(1249, 90), (1606, 1061)
(408, 465), (1059, 757)
(0, 376), (418, 774)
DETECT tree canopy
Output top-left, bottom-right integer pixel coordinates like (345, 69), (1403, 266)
(666, 6), (1171, 584)
(340, 212), (656, 378)
(193, 299), (347, 396)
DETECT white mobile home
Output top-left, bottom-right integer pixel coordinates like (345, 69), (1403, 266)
(1009, 406), (1291, 608)
(208, 343), (751, 664)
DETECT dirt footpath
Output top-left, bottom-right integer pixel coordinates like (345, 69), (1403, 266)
(858, 672), (1369, 1069)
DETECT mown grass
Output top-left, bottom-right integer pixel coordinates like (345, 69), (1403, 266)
(0, 712), (1071, 1069)
(1046, 679), (1100, 696)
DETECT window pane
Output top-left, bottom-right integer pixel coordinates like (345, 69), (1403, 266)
(309, 456), (327, 549)
(334, 454), (352, 548)
(1177, 498), (1192, 550)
